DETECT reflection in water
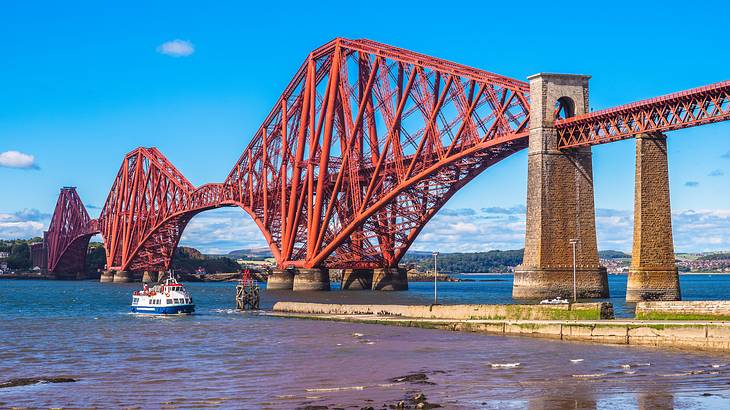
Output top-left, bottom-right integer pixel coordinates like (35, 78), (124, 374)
(637, 392), (674, 409)
(0, 280), (729, 408)
(528, 396), (597, 410)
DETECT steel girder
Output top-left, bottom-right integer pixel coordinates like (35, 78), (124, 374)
(223, 38), (531, 269)
(98, 148), (231, 272)
(46, 39), (730, 274)
(46, 187), (99, 273)
(556, 80), (730, 148)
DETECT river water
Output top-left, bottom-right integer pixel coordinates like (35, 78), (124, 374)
(1, 275), (730, 408)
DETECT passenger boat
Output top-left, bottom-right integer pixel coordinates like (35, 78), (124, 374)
(130, 273), (195, 315)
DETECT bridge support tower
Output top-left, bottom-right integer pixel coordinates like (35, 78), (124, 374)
(100, 271), (115, 283)
(513, 73), (608, 299)
(372, 267), (408, 291)
(292, 268), (330, 291)
(341, 268), (374, 290)
(113, 270), (133, 283)
(142, 271), (159, 283)
(266, 268), (295, 290)
(626, 133), (681, 301)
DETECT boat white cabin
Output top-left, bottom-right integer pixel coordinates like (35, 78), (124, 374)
(130, 274), (195, 315)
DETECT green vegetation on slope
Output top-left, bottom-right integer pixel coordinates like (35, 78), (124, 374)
(403, 249), (631, 273)
(697, 253), (730, 261)
(402, 249), (523, 273)
(0, 238), (41, 270)
(172, 246), (240, 274)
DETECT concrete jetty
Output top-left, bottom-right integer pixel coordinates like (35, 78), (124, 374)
(271, 302), (730, 352)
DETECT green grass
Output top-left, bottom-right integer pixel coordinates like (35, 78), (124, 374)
(635, 312), (730, 321)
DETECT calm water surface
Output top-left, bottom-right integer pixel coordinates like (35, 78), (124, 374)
(1, 276), (730, 408)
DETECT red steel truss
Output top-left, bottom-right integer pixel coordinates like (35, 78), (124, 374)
(223, 38), (530, 269)
(98, 147), (228, 272)
(46, 187), (99, 274)
(557, 80), (730, 148)
(43, 38), (730, 274)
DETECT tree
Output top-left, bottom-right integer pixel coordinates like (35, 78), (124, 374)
(7, 242), (31, 270)
(85, 243), (106, 274)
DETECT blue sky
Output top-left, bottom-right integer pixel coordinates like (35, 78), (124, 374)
(1, 1), (729, 253)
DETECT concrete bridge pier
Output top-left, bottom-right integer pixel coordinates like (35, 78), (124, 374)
(266, 268), (295, 290)
(372, 267), (408, 291)
(112, 270), (133, 283)
(341, 268), (374, 290)
(626, 133), (681, 301)
(100, 271), (115, 283)
(513, 73), (608, 300)
(142, 271), (159, 283)
(292, 268), (330, 291)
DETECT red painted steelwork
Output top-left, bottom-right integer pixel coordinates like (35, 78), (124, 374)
(556, 80), (730, 148)
(46, 187), (100, 274)
(45, 39), (730, 275)
(223, 38), (530, 269)
(98, 148), (232, 272)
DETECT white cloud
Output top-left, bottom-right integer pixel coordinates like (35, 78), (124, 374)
(411, 206), (730, 254)
(0, 209), (50, 239)
(157, 39), (195, 57)
(412, 207), (526, 253)
(178, 208), (266, 254)
(0, 150), (38, 169)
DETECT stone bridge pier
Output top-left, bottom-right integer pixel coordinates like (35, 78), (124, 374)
(626, 133), (681, 301)
(267, 266), (408, 291)
(513, 73), (608, 299)
(267, 268), (331, 291)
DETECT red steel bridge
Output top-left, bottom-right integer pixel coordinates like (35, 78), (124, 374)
(40, 38), (730, 278)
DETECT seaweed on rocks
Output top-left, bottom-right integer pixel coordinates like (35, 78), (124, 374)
(0, 377), (77, 389)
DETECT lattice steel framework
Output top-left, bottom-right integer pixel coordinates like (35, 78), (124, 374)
(557, 80), (730, 148)
(46, 187), (99, 274)
(97, 147), (230, 272)
(223, 38), (530, 268)
(44, 38), (730, 274)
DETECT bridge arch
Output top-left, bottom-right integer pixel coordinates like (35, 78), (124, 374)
(118, 200), (281, 273)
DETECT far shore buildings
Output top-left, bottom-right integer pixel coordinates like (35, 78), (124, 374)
(0, 251), (8, 272)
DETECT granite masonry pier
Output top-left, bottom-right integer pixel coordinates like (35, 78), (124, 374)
(513, 74), (608, 299)
(271, 302), (730, 352)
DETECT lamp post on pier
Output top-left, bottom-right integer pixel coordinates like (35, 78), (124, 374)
(569, 239), (579, 302)
(432, 251), (439, 305)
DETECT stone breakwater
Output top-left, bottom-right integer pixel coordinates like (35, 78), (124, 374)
(636, 300), (730, 320)
(272, 301), (614, 320)
(271, 302), (730, 352)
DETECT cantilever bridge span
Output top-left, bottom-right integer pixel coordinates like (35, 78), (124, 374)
(40, 38), (729, 298)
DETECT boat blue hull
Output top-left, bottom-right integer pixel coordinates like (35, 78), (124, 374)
(130, 304), (195, 315)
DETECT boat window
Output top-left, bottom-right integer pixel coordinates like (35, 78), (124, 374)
(166, 299), (172, 304)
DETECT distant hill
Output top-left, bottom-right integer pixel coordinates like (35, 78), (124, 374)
(225, 247), (273, 260)
(698, 252), (730, 261)
(598, 250), (631, 259)
(403, 249), (524, 273)
(178, 246), (205, 260)
(172, 246), (239, 274)
(402, 249), (632, 273)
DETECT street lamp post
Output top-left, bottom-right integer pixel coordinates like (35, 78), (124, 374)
(569, 239), (579, 302)
(432, 251), (439, 305)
